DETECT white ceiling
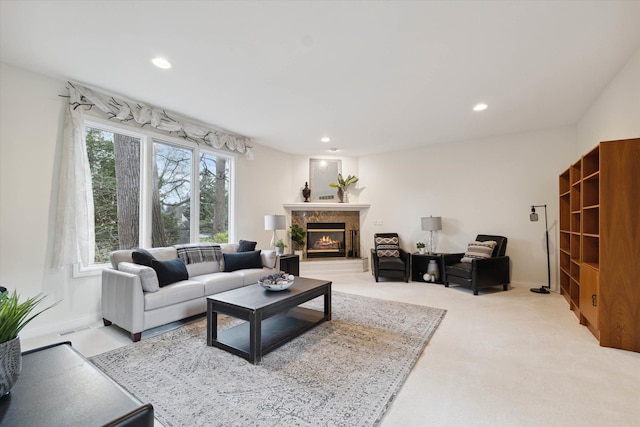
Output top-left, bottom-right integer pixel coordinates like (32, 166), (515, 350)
(1, 1), (639, 156)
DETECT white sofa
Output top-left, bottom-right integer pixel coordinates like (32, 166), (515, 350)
(101, 243), (278, 341)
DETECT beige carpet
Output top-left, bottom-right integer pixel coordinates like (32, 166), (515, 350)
(90, 291), (445, 427)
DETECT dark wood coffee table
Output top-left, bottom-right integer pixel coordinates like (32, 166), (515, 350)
(206, 277), (331, 364)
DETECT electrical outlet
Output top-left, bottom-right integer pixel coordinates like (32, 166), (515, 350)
(373, 220), (383, 226)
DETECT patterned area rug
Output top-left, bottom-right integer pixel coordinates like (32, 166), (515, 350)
(91, 291), (446, 427)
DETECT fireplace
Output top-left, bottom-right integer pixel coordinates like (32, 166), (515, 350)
(306, 222), (346, 258)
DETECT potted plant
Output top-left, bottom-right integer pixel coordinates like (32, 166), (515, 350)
(290, 224), (306, 257)
(329, 173), (358, 203)
(274, 239), (287, 255)
(416, 242), (426, 254)
(0, 287), (58, 396)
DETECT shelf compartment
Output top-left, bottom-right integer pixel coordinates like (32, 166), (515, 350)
(570, 185), (581, 212)
(559, 169), (570, 194)
(582, 206), (599, 236)
(582, 145), (599, 177)
(570, 234), (581, 261)
(560, 270), (571, 296)
(582, 174), (599, 207)
(570, 161), (581, 185)
(560, 231), (570, 252)
(559, 194), (570, 231)
(582, 235), (599, 267)
(559, 250), (570, 274)
(571, 212), (581, 233)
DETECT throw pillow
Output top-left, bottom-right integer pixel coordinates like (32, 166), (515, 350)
(375, 236), (400, 258)
(238, 240), (257, 252)
(151, 258), (189, 287)
(461, 241), (497, 263)
(132, 248), (156, 267)
(223, 250), (263, 272)
(118, 262), (160, 293)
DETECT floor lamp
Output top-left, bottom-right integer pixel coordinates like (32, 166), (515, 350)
(530, 205), (551, 294)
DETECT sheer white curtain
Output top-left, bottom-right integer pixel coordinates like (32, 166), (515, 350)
(51, 99), (95, 269)
(52, 83), (253, 269)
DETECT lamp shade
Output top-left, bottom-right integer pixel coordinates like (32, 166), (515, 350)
(264, 215), (286, 231)
(421, 216), (442, 231)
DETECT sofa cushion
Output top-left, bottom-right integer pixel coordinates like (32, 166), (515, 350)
(234, 268), (275, 285)
(151, 258), (189, 287)
(379, 257), (406, 271)
(144, 280), (205, 311)
(223, 250), (263, 272)
(110, 250), (133, 269)
(186, 261), (220, 277)
(238, 240), (257, 252)
(197, 272), (245, 295)
(117, 262), (160, 293)
(447, 262), (473, 279)
(261, 250), (277, 269)
(461, 241), (497, 263)
(132, 248), (155, 267)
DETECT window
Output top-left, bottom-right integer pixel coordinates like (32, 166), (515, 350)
(84, 120), (233, 266)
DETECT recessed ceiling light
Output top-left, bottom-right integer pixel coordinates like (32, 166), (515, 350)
(152, 57), (172, 69)
(473, 103), (488, 112)
(321, 137), (331, 143)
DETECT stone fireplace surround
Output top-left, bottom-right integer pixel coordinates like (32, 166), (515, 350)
(283, 203), (370, 260)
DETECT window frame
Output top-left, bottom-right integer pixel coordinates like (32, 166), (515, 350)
(74, 116), (236, 277)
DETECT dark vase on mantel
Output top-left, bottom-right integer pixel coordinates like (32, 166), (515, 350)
(302, 182), (311, 202)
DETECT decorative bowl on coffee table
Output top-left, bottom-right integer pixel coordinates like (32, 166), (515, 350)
(258, 272), (294, 291)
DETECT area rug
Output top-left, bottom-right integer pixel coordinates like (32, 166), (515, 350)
(91, 291), (446, 427)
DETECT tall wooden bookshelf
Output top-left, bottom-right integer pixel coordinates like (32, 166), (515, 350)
(558, 138), (639, 352)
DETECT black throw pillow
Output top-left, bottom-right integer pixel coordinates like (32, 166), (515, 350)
(223, 250), (262, 272)
(238, 240), (257, 252)
(132, 248), (156, 267)
(151, 258), (189, 287)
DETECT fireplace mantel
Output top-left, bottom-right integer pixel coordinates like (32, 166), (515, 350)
(283, 203), (370, 212)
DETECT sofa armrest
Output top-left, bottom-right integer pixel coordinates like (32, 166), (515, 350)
(101, 269), (145, 337)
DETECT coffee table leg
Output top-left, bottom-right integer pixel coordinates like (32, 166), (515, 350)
(324, 288), (332, 321)
(249, 310), (262, 364)
(207, 300), (218, 346)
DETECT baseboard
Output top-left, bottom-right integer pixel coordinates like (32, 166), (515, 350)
(20, 313), (103, 340)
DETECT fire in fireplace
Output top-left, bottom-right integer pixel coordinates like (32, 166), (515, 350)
(306, 222), (346, 258)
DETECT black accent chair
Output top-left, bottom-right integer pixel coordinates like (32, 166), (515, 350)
(444, 234), (510, 295)
(371, 233), (410, 283)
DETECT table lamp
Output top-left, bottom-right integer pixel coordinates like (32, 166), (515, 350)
(421, 216), (442, 254)
(264, 214), (286, 248)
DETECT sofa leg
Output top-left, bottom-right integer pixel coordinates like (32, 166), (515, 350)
(503, 284), (509, 291)
(473, 289), (479, 295)
(444, 282), (449, 288)
(131, 332), (142, 342)
(103, 318), (112, 327)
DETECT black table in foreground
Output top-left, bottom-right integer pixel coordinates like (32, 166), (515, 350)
(207, 277), (332, 364)
(0, 342), (153, 426)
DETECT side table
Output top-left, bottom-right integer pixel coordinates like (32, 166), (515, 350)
(0, 342), (153, 426)
(279, 254), (300, 276)
(411, 253), (447, 284)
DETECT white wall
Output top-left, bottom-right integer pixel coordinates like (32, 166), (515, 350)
(358, 128), (576, 287)
(577, 47), (640, 152)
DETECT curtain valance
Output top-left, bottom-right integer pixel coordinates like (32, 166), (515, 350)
(65, 82), (254, 159)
